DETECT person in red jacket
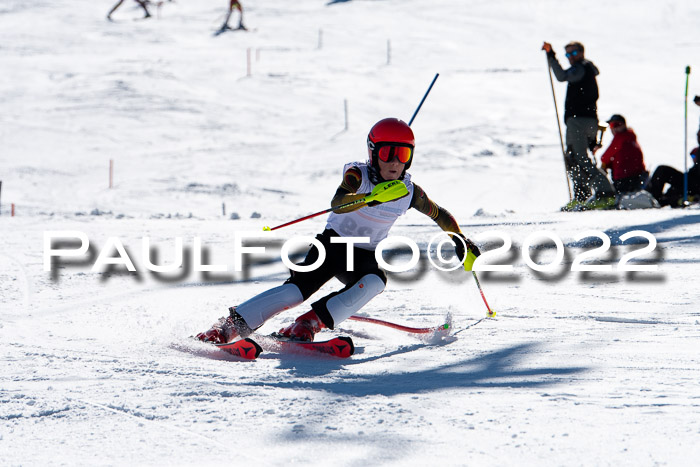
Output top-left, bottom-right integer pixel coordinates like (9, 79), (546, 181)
(597, 114), (648, 193)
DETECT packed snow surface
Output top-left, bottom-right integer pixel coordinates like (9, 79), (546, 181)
(1, 0), (700, 465)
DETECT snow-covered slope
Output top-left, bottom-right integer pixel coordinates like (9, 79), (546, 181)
(1, 1), (700, 465)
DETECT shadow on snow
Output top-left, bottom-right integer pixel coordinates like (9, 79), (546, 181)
(245, 342), (588, 396)
(604, 213), (700, 247)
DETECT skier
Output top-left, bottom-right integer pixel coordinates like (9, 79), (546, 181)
(197, 118), (481, 344)
(542, 41), (616, 210)
(597, 114), (648, 193)
(107, 0), (151, 20)
(218, 0), (246, 32)
(646, 128), (700, 207)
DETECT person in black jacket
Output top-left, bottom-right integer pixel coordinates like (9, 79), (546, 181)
(542, 41), (615, 209)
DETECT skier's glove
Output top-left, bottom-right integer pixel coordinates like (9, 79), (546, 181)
(364, 180), (409, 206)
(453, 232), (480, 259)
(453, 232), (480, 271)
(541, 42), (555, 58)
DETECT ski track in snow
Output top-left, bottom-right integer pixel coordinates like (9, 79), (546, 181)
(2, 0), (700, 465)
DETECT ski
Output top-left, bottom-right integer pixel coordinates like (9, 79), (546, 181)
(348, 314), (451, 334)
(214, 337), (263, 360)
(213, 25), (251, 36)
(201, 335), (354, 359)
(260, 335), (355, 358)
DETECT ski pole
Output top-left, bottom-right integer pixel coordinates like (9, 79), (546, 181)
(462, 250), (495, 317)
(471, 271), (496, 318)
(546, 56), (573, 201)
(596, 125), (607, 146)
(263, 196), (367, 231)
(684, 66), (691, 204)
(264, 75), (440, 232)
(348, 315), (449, 334)
(590, 124), (607, 165)
(408, 73), (439, 126)
(263, 179), (408, 231)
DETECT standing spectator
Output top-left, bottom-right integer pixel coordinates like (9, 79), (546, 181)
(542, 41), (615, 210)
(598, 114), (648, 193)
(218, 0), (247, 32)
(646, 129), (700, 207)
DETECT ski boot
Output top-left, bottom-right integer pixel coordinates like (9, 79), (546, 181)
(561, 199), (585, 212)
(196, 307), (253, 344)
(278, 310), (325, 342)
(582, 195), (616, 211)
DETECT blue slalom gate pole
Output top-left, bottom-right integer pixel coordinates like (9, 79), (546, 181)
(408, 73), (439, 126)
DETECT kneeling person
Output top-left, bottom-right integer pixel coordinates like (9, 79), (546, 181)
(599, 114), (648, 193)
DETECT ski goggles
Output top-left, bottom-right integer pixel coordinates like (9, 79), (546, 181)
(371, 143), (414, 164)
(608, 120), (624, 129)
(565, 50), (580, 58)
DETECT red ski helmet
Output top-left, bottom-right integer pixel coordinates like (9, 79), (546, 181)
(367, 118), (415, 175)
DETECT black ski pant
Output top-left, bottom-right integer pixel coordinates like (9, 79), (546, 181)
(285, 229), (386, 329)
(647, 165), (700, 206)
(613, 171), (648, 194)
(565, 117), (615, 202)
